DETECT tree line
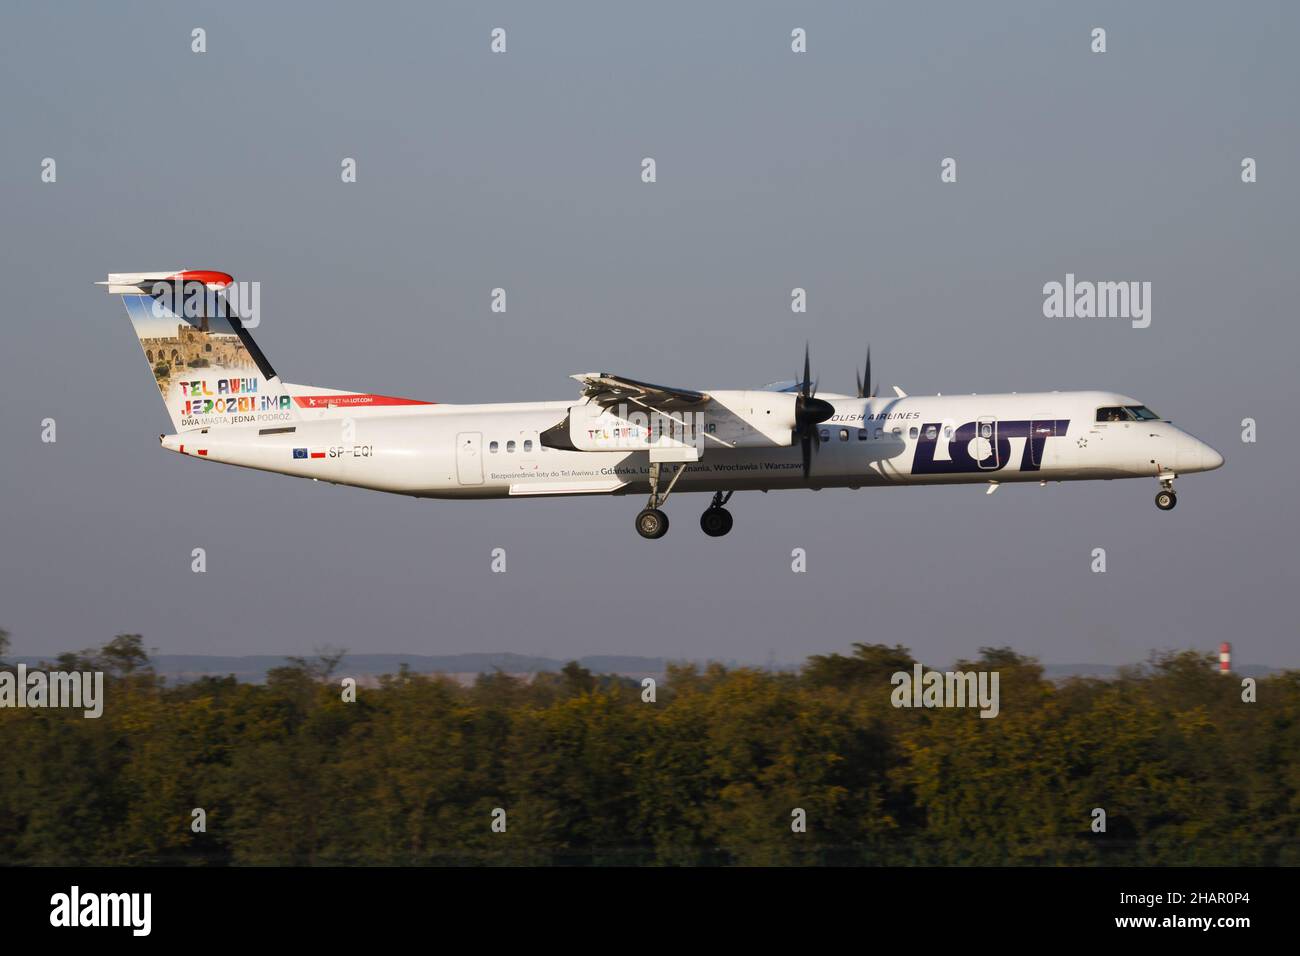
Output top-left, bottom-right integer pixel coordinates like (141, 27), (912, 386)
(0, 630), (1295, 865)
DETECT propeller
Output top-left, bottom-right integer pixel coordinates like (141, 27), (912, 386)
(793, 344), (835, 479)
(855, 347), (875, 399)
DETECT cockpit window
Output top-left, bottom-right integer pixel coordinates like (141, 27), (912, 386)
(1097, 405), (1162, 422)
(1126, 405), (1160, 420)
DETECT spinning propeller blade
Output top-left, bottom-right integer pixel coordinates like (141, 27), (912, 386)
(793, 344), (834, 478)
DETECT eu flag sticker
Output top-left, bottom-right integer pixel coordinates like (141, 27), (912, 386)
(293, 448), (308, 459)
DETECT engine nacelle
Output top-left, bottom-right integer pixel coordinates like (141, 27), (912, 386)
(705, 390), (804, 447)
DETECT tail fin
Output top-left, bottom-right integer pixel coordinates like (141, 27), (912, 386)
(102, 271), (296, 433)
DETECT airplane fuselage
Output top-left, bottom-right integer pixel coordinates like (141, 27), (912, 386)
(160, 389), (1223, 500)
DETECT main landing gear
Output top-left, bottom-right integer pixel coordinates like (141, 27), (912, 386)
(634, 461), (686, 540)
(635, 507), (669, 539)
(1155, 477), (1178, 511)
(700, 491), (734, 537)
(634, 466), (737, 539)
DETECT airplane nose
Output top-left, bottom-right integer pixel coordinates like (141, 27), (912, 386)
(1175, 434), (1223, 473)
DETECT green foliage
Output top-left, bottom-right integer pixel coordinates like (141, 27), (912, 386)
(0, 634), (1295, 865)
(804, 643), (917, 691)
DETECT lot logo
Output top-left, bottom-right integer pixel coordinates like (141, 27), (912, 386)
(911, 419), (1069, 475)
(1043, 273), (1151, 328)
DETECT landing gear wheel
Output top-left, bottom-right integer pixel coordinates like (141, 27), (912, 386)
(636, 508), (669, 539)
(1155, 490), (1177, 511)
(700, 507), (733, 537)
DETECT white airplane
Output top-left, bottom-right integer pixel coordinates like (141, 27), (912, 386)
(103, 270), (1224, 539)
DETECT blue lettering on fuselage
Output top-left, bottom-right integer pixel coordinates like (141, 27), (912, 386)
(911, 420), (1070, 474)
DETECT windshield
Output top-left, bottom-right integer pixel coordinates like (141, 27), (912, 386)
(1096, 405), (1163, 422)
(1127, 405), (1161, 420)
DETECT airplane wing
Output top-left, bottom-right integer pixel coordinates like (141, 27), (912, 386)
(570, 373), (710, 410)
(756, 379), (802, 393)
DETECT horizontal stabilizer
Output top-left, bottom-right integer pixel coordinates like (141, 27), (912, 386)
(98, 270), (234, 295)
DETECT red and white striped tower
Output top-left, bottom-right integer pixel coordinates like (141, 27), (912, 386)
(1219, 641), (1232, 674)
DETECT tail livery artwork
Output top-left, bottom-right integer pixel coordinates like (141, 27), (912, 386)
(105, 271), (1224, 539)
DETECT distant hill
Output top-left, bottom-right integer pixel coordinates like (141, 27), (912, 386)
(10, 653), (706, 684)
(8, 654), (1282, 684)
(1043, 662), (1278, 679)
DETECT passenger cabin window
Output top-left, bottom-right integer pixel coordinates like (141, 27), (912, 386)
(943, 426), (953, 438)
(857, 428), (867, 441)
(523, 439), (533, 452)
(839, 428), (850, 441)
(819, 428), (830, 442)
(489, 441), (499, 453)
(506, 440), (516, 453)
(925, 425), (938, 440)
(891, 426), (902, 436)
(909, 427), (919, 439)
(875, 427), (883, 439)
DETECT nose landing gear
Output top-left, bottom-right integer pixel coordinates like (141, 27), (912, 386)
(1155, 477), (1177, 511)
